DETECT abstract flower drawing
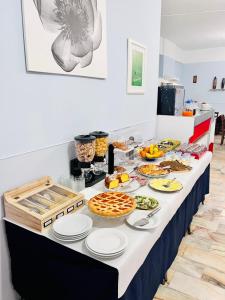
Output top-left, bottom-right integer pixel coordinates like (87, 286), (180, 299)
(22, 0), (107, 78)
(33, 0), (102, 72)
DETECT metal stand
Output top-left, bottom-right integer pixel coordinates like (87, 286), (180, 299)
(188, 225), (192, 235)
(162, 272), (168, 285)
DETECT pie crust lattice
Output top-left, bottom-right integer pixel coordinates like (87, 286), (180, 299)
(88, 192), (136, 217)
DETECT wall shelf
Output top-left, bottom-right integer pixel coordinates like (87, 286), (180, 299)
(209, 89), (225, 92)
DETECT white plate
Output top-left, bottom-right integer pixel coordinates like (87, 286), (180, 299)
(53, 228), (90, 237)
(53, 214), (93, 236)
(86, 228), (128, 255)
(53, 230), (90, 239)
(138, 172), (169, 179)
(53, 233), (89, 242)
(126, 210), (161, 230)
(85, 241), (125, 257)
(105, 179), (141, 193)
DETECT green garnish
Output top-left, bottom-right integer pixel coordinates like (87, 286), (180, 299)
(135, 195), (159, 210)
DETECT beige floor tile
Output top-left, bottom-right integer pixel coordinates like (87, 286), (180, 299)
(155, 285), (198, 300)
(169, 272), (225, 300)
(183, 245), (225, 273)
(154, 140), (225, 300)
(169, 255), (205, 279)
(191, 216), (219, 231)
(202, 267), (225, 289)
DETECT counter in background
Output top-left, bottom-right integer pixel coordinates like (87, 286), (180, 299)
(156, 109), (215, 151)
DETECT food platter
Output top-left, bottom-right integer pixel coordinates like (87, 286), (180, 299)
(88, 192), (136, 218)
(137, 164), (170, 178)
(105, 178), (141, 193)
(159, 160), (192, 173)
(135, 195), (159, 210)
(149, 178), (183, 193)
(138, 144), (164, 161)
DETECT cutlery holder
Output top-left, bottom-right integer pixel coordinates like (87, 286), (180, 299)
(4, 176), (84, 232)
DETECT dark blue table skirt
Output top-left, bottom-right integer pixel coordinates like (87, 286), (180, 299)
(5, 165), (210, 300)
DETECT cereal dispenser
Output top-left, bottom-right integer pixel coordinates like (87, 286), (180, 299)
(89, 131), (109, 162)
(74, 135), (96, 167)
(71, 134), (106, 187)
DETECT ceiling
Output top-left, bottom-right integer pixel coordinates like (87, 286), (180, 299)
(161, 0), (225, 50)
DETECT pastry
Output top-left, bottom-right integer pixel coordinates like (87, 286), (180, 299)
(114, 166), (126, 173)
(105, 176), (119, 189)
(117, 173), (130, 183)
(88, 192), (136, 217)
(137, 164), (169, 176)
(112, 141), (128, 151)
(159, 160), (192, 172)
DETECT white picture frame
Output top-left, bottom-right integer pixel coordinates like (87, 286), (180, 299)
(22, 0), (107, 79)
(127, 39), (147, 94)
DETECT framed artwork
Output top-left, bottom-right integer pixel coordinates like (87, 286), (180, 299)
(22, 0), (107, 79)
(127, 39), (147, 94)
(193, 75), (198, 83)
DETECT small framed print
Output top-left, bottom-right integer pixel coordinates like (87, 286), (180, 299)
(193, 75), (198, 84)
(127, 39), (147, 94)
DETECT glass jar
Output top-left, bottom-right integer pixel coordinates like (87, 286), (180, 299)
(74, 135), (96, 163)
(89, 131), (109, 158)
(71, 176), (85, 192)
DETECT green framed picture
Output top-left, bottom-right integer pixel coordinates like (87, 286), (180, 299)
(127, 39), (147, 94)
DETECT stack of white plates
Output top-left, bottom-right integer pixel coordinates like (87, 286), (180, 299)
(52, 214), (93, 242)
(85, 228), (128, 259)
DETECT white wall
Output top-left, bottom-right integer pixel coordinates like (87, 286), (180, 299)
(182, 62), (225, 113)
(0, 1), (162, 299)
(160, 37), (184, 63)
(1, 0), (161, 160)
(160, 37), (225, 64)
(160, 38), (225, 113)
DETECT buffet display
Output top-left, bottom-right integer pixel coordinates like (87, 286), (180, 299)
(4, 177), (84, 231)
(176, 143), (207, 159)
(3, 133), (209, 253)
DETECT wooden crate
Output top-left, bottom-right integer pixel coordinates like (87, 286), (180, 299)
(4, 176), (84, 232)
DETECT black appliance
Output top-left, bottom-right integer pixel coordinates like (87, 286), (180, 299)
(157, 84), (185, 116)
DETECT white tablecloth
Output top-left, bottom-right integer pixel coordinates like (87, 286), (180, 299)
(5, 152), (212, 298)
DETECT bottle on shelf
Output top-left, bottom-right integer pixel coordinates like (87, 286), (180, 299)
(212, 76), (217, 90)
(221, 78), (225, 90)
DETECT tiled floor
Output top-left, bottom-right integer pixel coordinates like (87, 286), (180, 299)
(154, 137), (225, 300)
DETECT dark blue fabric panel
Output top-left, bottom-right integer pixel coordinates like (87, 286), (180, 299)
(5, 223), (118, 300)
(4, 165), (210, 300)
(120, 165), (210, 300)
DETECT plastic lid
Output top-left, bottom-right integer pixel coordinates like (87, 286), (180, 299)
(89, 131), (109, 138)
(74, 135), (96, 142)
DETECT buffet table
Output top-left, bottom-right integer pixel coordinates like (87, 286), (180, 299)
(156, 110), (215, 149)
(4, 152), (212, 300)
